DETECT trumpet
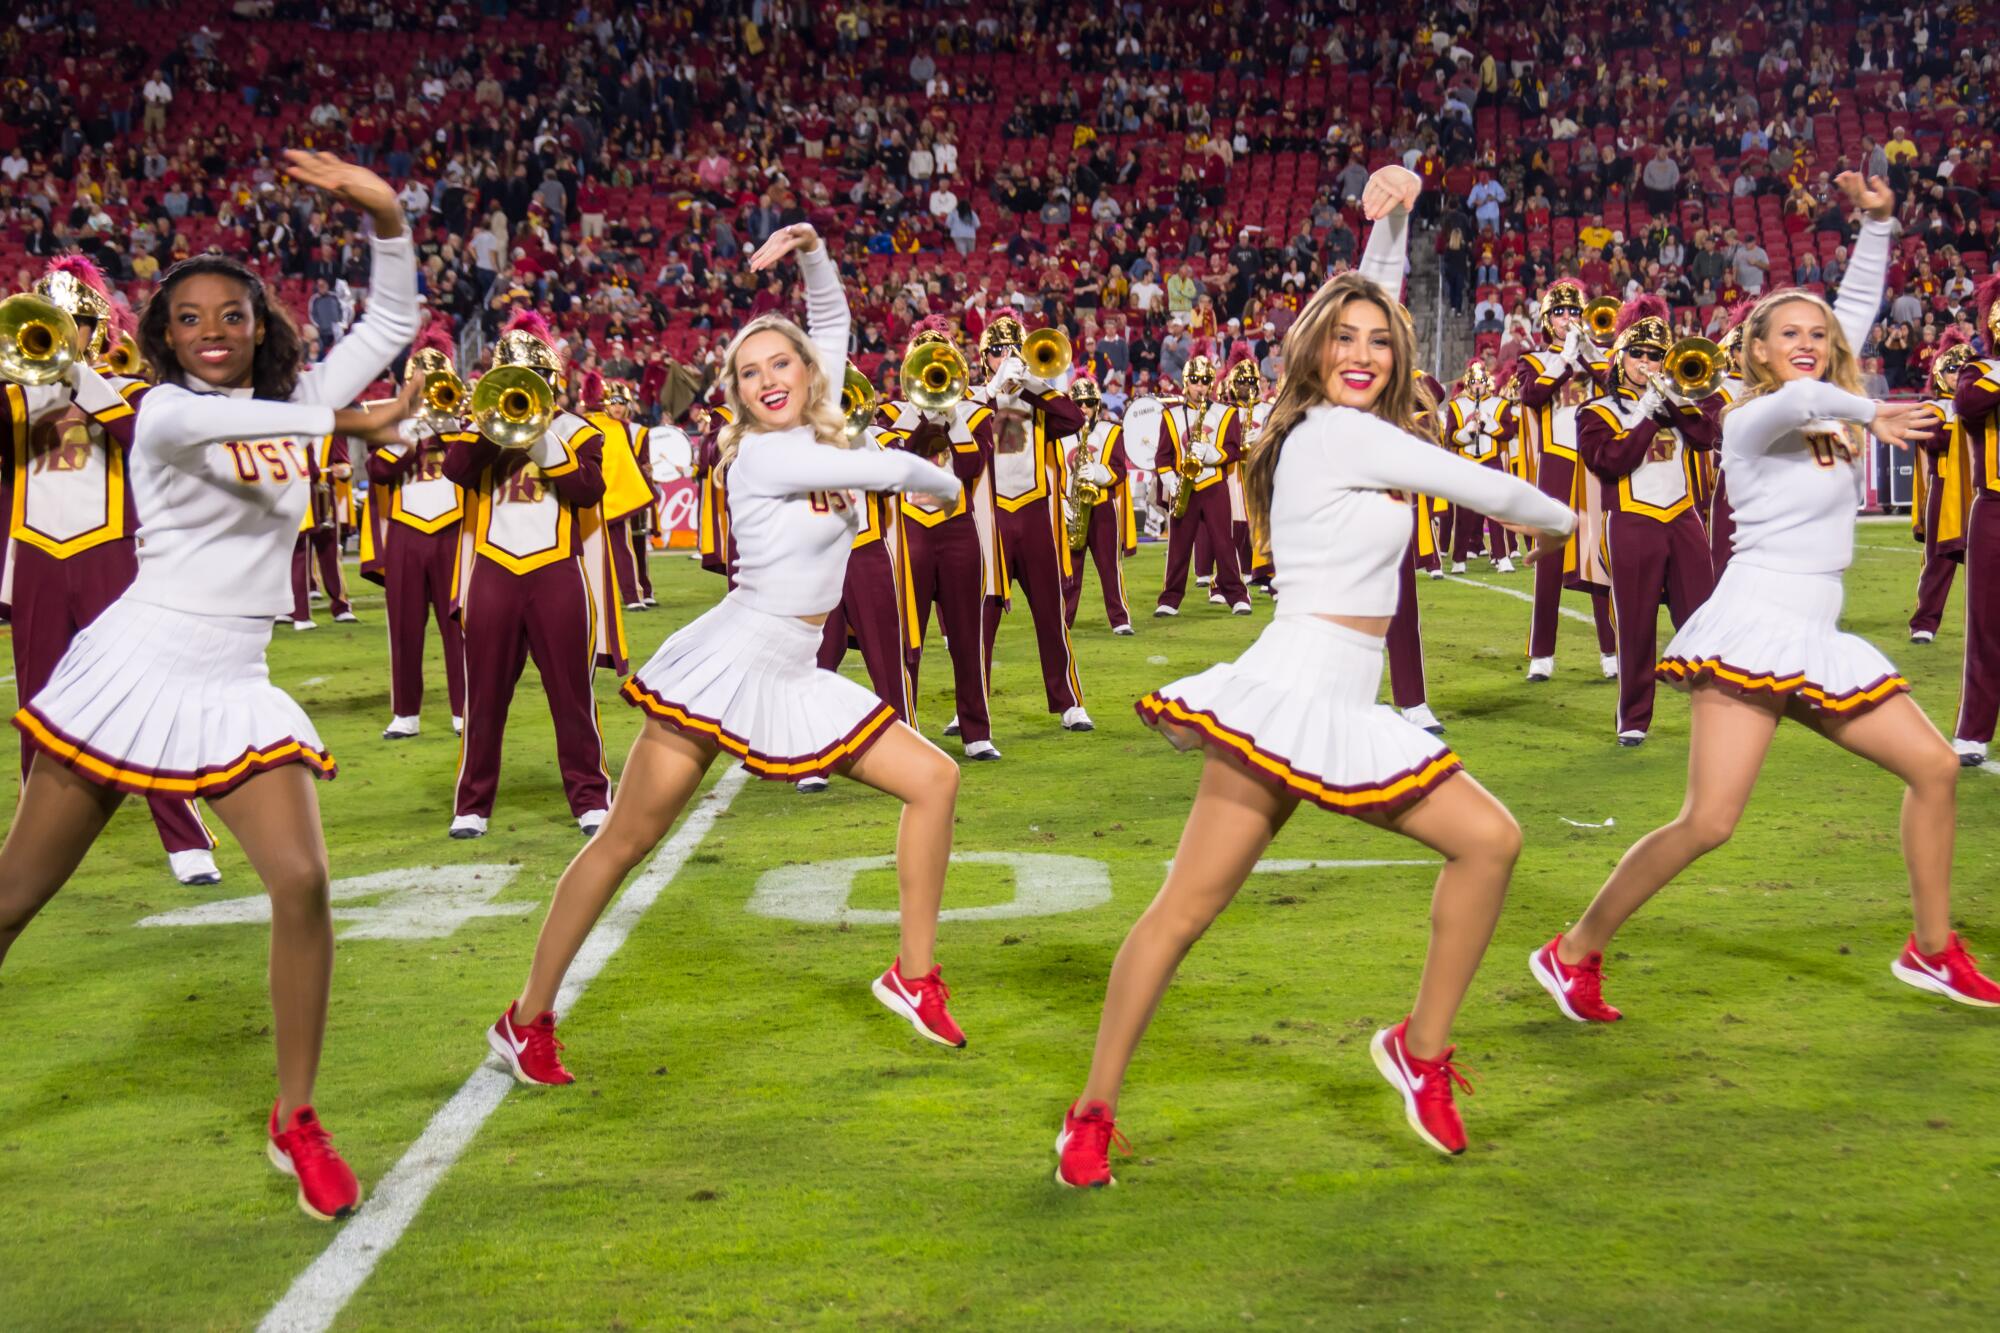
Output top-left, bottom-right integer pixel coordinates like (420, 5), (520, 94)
(1582, 296), (1621, 348)
(421, 368), (469, 425)
(902, 340), (970, 416)
(1021, 326), (1072, 381)
(106, 333), (144, 378)
(1661, 336), (1725, 400)
(0, 293), (80, 386)
(841, 362), (879, 442)
(469, 366), (557, 450)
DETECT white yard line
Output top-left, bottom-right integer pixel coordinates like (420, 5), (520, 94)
(1441, 572), (1594, 624)
(258, 766), (751, 1333)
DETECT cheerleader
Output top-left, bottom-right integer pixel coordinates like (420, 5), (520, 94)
(0, 151), (419, 1220)
(1056, 167), (1578, 1186)
(487, 225), (971, 1086)
(1531, 174), (2000, 1021)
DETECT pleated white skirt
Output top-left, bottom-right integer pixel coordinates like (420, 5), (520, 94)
(1658, 562), (1908, 715)
(1136, 614), (1461, 818)
(622, 594), (896, 781)
(14, 597), (333, 798)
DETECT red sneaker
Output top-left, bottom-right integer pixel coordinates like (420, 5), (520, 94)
(1529, 933), (1623, 1023)
(488, 1002), (575, 1085)
(1055, 1099), (1130, 1189)
(1891, 933), (2000, 1008)
(267, 1102), (362, 1221)
(1370, 1020), (1473, 1156)
(870, 959), (967, 1047)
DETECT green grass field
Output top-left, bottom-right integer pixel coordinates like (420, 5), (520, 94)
(2, 524), (1996, 1331)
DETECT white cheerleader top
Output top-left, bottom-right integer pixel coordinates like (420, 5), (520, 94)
(1720, 216), (1892, 578)
(81, 233), (418, 617)
(1270, 405), (1574, 618)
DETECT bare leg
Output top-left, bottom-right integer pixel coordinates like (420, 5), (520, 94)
(1079, 753), (1297, 1112)
(1799, 694), (1959, 954)
(0, 759), (123, 969)
(206, 766), (333, 1121)
(841, 721), (962, 974)
(1357, 772), (1523, 1060)
(1559, 687), (1784, 963)
(517, 719), (717, 1017)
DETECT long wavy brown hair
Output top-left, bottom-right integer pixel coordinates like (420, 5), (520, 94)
(137, 255), (306, 400)
(1242, 273), (1430, 541)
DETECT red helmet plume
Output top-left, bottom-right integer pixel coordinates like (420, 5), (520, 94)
(410, 315), (457, 361)
(44, 254), (113, 296)
(1613, 293), (1670, 337)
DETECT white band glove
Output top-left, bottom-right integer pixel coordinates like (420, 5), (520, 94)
(1192, 440), (1222, 465)
(528, 431), (569, 469)
(1161, 473), (1181, 503)
(1560, 325), (1584, 367)
(1081, 459), (1115, 486)
(1635, 383), (1666, 420)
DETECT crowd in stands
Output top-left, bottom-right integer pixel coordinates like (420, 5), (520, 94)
(3, 0), (1999, 420)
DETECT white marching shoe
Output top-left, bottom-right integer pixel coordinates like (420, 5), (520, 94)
(1600, 653), (1620, 679)
(1112, 624), (1136, 636)
(1617, 730), (1647, 747)
(1953, 738), (1988, 767)
(169, 849), (222, 887)
(292, 619), (318, 632)
(577, 809), (607, 836)
(449, 814), (488, 840)
(964, 739), (1003, 761)
(1494, 556), (1516, 574)
(452, 715), (464, 736)
(1153, 604), (1179, 617)
(1207, 591), (1227, 606)
(942, 715), (961, 737)
(382, 715), (421, 740)
(1427, 567), (1443, 580)
(1450, 561), (1467, 574)
(1401, 703), (1444, 735)
(795, 776), (830, 793)
(1526, 656), (1554, 683)
(1911, 629), (1936, 644)
(1061, 706), (1094, 732)
(333, 610), (359, 623)
(1230, 601), (1252, 615)
(1195, 575), (1212, 588)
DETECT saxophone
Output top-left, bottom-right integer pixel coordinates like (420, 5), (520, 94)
(1065, 449), (1107, 550)
(1172, 405), (1206, 519)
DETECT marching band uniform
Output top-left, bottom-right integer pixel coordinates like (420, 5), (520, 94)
(289, 436), (353, 628)
(1657, 217), (1909, 724)
(1578, 300), (1720, 742)
(881, 390), (1002, 757)
(1444, 367), (1518, 571)
(1517, 290), (1618, 680)
(624, 244), (961, 780)
(1151, 361), (1250, 615)
(1951, 278), (2000, 766)
(1060, 390), (1136, 633)
(1137, 402), (1572, 809)
(986, 369), (1091, 730)
(445, 318), (625, 838)
(362, 408), (467, 739)
(1908, 340), (1973, 645)
(0, 261), (219, 883)
(816, 426), (916, 725)
(586, 385), (658, 611)
(693, 404), (740, 585)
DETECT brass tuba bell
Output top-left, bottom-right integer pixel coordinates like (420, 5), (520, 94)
(902, 340), (970, 416)
(105, 332), (144, 377)
(0, 293), (80, 386)
(1662, 337), (1725, 400)
(841, 362), (879, 441)
(470, 365), (557, 450)
(1581, 296), (1622, 348)
(1021, 326), (1072, 381)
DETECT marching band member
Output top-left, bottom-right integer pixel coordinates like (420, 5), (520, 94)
(1151, 356), (1251, 616)
(1952, 277), (2000, 768)
(881, 320), (1003, 760)
(806, 412), (917, 794)
(444, 312), (625, 839)
(1908, 331), (1973, 646)
(586, 380), (659, 612)
(490, 225), (973, 1084)
(1190, 362), (1266, 599)
(1703, 302), (1754, 580)
(1517, 280), (1619, 681)
(362, 325), (466, 740)
(1444, 359), (1518, 572)
(288, 433), (355, 630)
(980, 315), (1093, 732)
(1577, 295), (1720, 745)
(0, 258), (224, 886)
(692, 402), (739, 586)
(1056, 165), (1578, 1186)
(0, 151), (419, 1220)
(1388, 368), (1453, 735)
(1533, 173), (2000, 1019)
(1059, 377), (1137, 635)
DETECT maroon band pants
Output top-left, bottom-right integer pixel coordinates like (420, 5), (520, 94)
(1159, 482), (1245, 609)
(382, 522), (466, 719)
(1909, 474), (1961, 638)
(992, 504), (1084, 713)
(1062, 499), (1132, 630)
(901, 516), (992, 745)
(1604, 509), (1715, 734)
(1529, 450), (1616, 660)
(818, 539), (911, 719)
(1955, 493), (2000, 745)
(291, 527), (350, 622)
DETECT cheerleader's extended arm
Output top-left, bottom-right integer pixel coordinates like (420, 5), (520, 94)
(1305, 406), (1575, 534)
(1723, 378), (1878, 455)
(732, 433), (963, 500)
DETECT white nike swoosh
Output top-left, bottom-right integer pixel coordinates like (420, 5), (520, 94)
(505, 1026), (530, 1056)
(890, 974), (923, 1007)
(1916, 957), (1954, 984)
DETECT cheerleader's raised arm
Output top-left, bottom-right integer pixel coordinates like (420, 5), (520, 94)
(1299, 405), (1575, 536)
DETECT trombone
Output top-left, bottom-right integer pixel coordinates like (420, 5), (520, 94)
(1661, 337), (1725, 400)
(841, 362), (879, 442)
(1021, 326), (1072, 381)
(902, 340), (970, 416)
(1581, 296), (1621, 349)
(469, 366), (557, 450)
(0, 293), (80, 386)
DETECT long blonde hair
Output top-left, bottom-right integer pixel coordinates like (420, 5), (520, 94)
(717, 314), (848, 468)
(1242, 273), (1430, 540)
(1725, 289), (1864, 430)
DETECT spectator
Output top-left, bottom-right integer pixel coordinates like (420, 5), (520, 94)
(1640, 147), (1681, 215)
(309, 280), (343, 351)
(948, 199), (980, 256)
(1731, 236), (1771, 294)
(1473, 292), (1504, 334)
(142, 73), (172, 135)
(1888, 286), (1923, 327)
